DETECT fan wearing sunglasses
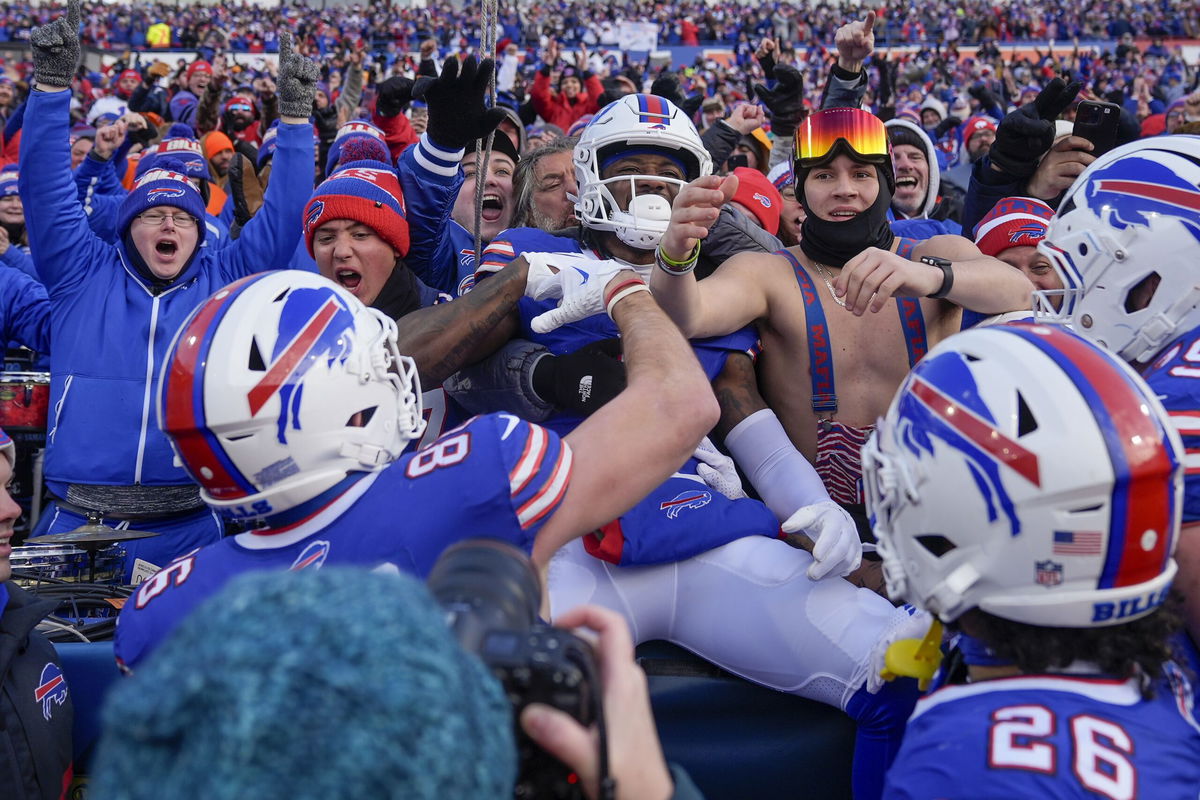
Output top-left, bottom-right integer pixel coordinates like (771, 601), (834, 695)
(650, 107), (1033, 541)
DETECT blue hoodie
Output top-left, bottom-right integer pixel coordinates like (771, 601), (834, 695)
(20, 88), (314, 496)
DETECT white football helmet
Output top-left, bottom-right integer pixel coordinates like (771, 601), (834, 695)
(158, 272), (425, 522)
(862, 323), (1182, 628)
(574, 93), (712, 250)
(1035, 135), (1200, 363)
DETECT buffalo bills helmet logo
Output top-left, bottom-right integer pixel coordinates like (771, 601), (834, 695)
(35, 663), (68, 721)
(246, 287), (357, 444)
(895, 351), (1041, 537)
(660, 490), (712, 519)
(1084, 156), (1200, 243)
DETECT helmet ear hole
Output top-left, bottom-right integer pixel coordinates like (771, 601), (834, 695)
(915, 534), (957, 557)
(1124, 271), (1161, 313)
(1016, 392), (1038, 437)
(248, 337), (266, 371)
(346, 406), (378, 428)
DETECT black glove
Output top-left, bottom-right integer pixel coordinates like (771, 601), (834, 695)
(227, 153), (253, 228)
(752, 63), (805, 139)
(29, 0), (81, 88)
(934, 114), (962, 139)
(276, 31), (321, 119)
(989, 77), (1082, 179)
(414, 56), (508, 152)
(376, 75), (415, 117)
(531, 338), (626, 417)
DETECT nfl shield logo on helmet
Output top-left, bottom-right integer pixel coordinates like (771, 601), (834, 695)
(34, 663), (68, 721)
(1036, 560), (1064, 587)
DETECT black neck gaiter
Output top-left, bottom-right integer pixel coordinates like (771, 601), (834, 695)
(797, 164), (895, 269)
(371, 259), (423, 322)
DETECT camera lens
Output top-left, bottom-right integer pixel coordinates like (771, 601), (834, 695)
(427, 539), (542, 654)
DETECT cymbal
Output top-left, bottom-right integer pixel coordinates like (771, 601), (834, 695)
(32, 524), (161, 545)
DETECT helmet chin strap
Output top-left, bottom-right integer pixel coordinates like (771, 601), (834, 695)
(613, 193), (672, 250)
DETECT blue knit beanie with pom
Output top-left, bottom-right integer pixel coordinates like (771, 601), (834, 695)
(89, 568), (516, 800)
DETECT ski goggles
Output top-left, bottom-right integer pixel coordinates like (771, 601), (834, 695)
(794, 107), (890, 168)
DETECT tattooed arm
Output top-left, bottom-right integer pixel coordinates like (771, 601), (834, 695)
(394, 258), (526, 386)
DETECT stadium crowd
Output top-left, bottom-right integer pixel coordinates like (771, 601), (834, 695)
(0, 1), (1198, 799)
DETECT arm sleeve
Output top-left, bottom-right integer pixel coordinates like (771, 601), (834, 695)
(395, 133), (466, 294)
(0, 246), (40, 282)
(18, 90), (111, 294)
(218, 121), (315, 280)
(821, 63), (869, 110)
(337, 64), (364, 118)
(444, 338), (555, 422)
(530, 70), (561, 125)
(960, 156), (1026, 238)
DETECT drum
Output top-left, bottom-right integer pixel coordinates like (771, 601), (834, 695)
(9, 544), (126, 586)
(0, 372), (51, 441)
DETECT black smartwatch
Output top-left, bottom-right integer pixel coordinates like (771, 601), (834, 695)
(922, 256), (954, 299)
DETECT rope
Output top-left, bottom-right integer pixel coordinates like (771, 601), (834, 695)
(472, 0), (501, 266)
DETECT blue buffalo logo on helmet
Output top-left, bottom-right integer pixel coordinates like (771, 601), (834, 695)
(247, 287), (358, 445)
(1084, 156), (1200, 243)
(893, 349), (1040, 537)
(34, 663), (69, 721)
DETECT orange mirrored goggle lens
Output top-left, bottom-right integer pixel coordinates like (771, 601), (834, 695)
(794, 107), (889, 167)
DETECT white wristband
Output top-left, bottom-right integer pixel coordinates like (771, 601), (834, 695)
(605, 283), (651, 318)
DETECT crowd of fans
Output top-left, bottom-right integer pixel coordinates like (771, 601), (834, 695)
(0, 1), (1199, 799)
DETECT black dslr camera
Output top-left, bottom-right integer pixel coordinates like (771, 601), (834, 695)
(427, 539), (600, 799)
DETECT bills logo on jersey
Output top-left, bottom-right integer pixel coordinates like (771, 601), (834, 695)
(34, 663), (68, 721)
(246, 287), (357, 444)
(1085, 157), (1200, 243)
(896, 351), (1040, 537)
(1036, 559), (1064, 587)
(290, 539), (330, 571)
(660, 490), (712, 519)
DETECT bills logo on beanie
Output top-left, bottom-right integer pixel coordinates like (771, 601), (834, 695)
(972, 196), (1054, 258)
(0, 169), (17, 198)
(117, 160), (208, 244)
(152, 138), (212, 181)
(303, 167), (410, 258)
(729, 166), (782, 236)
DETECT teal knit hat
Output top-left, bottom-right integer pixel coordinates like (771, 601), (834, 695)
(90, 568), (516, 799)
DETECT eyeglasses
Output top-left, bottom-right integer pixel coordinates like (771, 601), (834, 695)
(136, 211), (198, 228)
(794, 107), (890, 169)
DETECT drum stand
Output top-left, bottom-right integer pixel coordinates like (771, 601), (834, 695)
(30, 447), (44, 529)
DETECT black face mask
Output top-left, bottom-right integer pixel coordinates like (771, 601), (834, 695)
(797, 163), (895, 269)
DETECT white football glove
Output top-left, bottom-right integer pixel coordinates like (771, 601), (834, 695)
(529, 258), (631, 333)
(692, 436), (746, 499)
(521, 252), (604, 300)
(782, 500), (863, 580)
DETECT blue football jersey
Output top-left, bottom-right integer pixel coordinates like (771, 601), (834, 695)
(885, 667), (1200, 799)
(1142, 328), (1200, 522)
(114, 413), (571, 671)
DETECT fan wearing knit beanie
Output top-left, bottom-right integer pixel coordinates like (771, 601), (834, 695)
(728, 166), (782, 236)
(90, 568), (516, 800)
(971, 196), (1060, 298)
(19, 8), (320, 580)
(304, 165), (433, 319)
